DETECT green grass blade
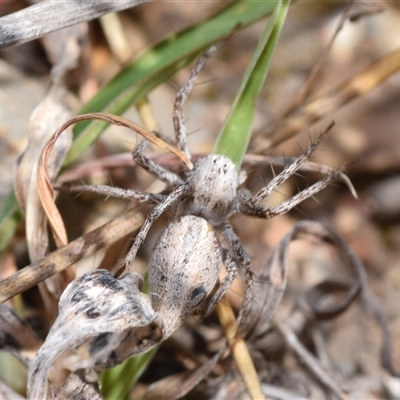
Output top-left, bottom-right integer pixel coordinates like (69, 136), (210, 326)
(101, 346), (159, 400)
(213, 0), (290, 168)
(0, 192), (22, 254)
(101, 276), (157, 400)
(64, 0), (278, 166)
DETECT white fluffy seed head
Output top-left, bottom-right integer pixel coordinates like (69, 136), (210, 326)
(184, 154), (238, 226)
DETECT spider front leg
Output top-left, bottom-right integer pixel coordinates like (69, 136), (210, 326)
(173, 46), (217, 166)
(241, 167), (342, 219)
(247, 125), (331, 209)
(240, 124), (342, 218)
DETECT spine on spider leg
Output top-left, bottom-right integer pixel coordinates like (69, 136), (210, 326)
(264, 166), (344, 219)
(56, 184), (165, 204)
(247, 122), (335, 209)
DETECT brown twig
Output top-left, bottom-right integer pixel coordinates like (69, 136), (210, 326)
(0, 207), (144, 303)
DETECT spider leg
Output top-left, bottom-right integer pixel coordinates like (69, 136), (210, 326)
(132, 141), (183, 186)
(122, 182), (190, 271)
(242, 168), (342, 219)
(204, 247), (238, 316)
(221, 223), (254, 336)
(173, 46), (217, 166)
(247, 124), (332, 208)
(57, 184), (165, 205)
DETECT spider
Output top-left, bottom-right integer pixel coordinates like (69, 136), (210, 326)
(63, 47), (341, 336)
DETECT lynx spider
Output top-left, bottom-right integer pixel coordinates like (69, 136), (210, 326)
(67, 47), (340, 335)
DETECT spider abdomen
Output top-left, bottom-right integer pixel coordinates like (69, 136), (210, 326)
(148, 215), (220, 337)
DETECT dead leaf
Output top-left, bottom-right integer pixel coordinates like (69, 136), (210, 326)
(27, 269), (158, 399)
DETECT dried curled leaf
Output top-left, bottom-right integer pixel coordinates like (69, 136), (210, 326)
(50, 372), (103, 400)
(13, 23), (87, 314)
(14, 86), (73, 258)
(248, 220), (365, 339)
(28, 269), (158, 399)
(248, 220), (397, 390)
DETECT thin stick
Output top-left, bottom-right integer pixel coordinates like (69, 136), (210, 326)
(283, 1), (355, 116)
(100, 13), (133, 65)
(137, 97), (160, 133)
(216, 301), (266, 400)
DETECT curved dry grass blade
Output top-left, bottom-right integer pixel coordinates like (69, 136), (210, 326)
(0, 207), (144, 304)
(37, 112), (192, 247)
(252, 46), (400, 152)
